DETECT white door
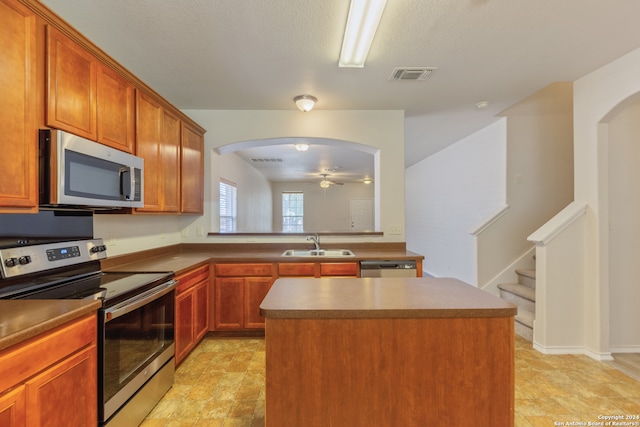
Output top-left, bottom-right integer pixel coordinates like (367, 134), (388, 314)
(350, 199), (374, 231)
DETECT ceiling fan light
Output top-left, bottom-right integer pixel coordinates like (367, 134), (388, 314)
(339, 0), (388, 68)
(294, 95), (317, 112)
(320, 180), (331, 189)
(294, 143), (310, 151)
(363, 178), (373, 184)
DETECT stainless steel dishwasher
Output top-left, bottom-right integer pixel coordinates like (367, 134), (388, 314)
(359, 260), (417, 277)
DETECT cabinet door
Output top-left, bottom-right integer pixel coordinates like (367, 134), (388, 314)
(161, 109), (181, 212)
(46, 26), (97, 140)
(0, 0), (37, 212)
(181, 122), (204, 214)
(0, 386), (25, 427)
(214, 277), (244, 330)
(320, 262), (359, 277)
(97, 64), (135, 153)
(136, 90), (162, 212)
(25, 345), (97, 427)
(244, 277), (273, 329)
(278, 263), (316, 277)
(175, 288), (195, 364)
(193, 280), (210, 342)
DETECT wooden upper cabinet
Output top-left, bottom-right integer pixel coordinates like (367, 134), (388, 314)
(47, 26), (135, 153)
(136, 90), (162, 212)
(136, 90), (181, 213)
(181, 122), (205, 214)
(97, 64), (135, 153)
(46, 25), (97, 140)
(161, 109), (181, 212)
(0, 0), (37, 212)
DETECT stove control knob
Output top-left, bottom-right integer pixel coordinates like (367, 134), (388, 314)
(18, 256), (31, 265)
(4, 258), (18, 268)
(91, 245), (106, 253)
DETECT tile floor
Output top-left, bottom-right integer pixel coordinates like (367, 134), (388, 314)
(142, 335), (640, 427)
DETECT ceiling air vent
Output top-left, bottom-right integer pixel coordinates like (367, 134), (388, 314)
(389, 67), (437, 81)
(250, 158), (283, 163)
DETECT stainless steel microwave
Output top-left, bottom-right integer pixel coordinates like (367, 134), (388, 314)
(39, 129), (144, 209)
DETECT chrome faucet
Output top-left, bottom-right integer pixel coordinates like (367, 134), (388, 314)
(306, 234), (320, 250)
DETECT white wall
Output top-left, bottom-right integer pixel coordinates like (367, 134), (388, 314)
(477, 82), (574, 287)
(219, 152), (272, 232)
(181, 109), (405, 243)
(405, 119), (506, 284)
(572, 46), (640, 356)
(271, 182), (374, 232)
(605, 97), (640, 350)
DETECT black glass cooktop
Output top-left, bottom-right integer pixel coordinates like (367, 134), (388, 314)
(2, 270), (174, 306)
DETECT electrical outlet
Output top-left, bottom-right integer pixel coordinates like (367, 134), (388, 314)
(108, 232), (116, 246)
(196, 227), (204, 236)
(389, 225), (403, 235)
(181, 228), (189, 237)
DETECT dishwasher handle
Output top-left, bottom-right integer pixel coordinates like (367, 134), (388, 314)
(359, 260), (417, 270)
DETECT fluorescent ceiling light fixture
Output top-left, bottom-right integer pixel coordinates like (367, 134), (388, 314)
(294, 95), (317, 112)
(294, 143), (310, 151)
(339, 0), (388, 68)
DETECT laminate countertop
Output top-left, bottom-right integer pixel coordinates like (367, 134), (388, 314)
(102, 245), (424, 275)
(260, 277), (517, 319)
(0, 300), (101, 352)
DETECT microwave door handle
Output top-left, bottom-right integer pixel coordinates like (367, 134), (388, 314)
(120, 167), (133, 201)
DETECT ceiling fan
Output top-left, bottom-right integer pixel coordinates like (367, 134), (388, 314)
(319, 174), (344, 188)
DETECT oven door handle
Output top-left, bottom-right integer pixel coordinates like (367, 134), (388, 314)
(104, 279), (177, 322)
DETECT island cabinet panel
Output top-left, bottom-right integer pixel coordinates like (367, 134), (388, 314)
(265, 317), (514, 427)
(0, 0), (38, 212)
(180, 122), (205, 214)
(46, 26), (97, 140)
(175, 264), (210, 364)
(0, 313), (98, 427)
(214, 263), (274, 330)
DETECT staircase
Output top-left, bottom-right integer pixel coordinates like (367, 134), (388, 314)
(497, 268), (535, 341)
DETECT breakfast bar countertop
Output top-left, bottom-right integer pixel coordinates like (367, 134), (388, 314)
(260, 276), (517, 319)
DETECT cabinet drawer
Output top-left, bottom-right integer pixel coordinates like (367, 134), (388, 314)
(176, 264), (210, 293)
(320, 262), (359, 277)
(278, 263), (315, 277)
(215, 263), (273, 277)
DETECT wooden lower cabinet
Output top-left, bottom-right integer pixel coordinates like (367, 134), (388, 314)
(0, 386), (25, 427)
(0, 313), (97, 427)
(214, 263), (274, 331)
(175, 264), (210, 365)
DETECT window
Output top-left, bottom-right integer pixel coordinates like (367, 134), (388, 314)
(219, 180), (237, 232)
(282, 192), (303, 232)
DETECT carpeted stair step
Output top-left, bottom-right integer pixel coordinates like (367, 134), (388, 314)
(516, 268), (536, 289)
(497, 282), (535, 313)
(514, 308), (534, 341)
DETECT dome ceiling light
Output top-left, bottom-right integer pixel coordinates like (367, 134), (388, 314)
(294, 95), (317, 112)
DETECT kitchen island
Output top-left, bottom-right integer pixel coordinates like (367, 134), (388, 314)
(260, 277), (517, 427)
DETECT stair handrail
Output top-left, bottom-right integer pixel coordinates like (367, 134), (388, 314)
(469, 204), (510, 236)
(527, 201), (588, 246)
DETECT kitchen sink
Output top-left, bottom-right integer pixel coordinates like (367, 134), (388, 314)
(281, 249), (355, 257)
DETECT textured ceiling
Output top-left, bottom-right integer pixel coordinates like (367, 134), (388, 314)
(41, 0), (640, 170)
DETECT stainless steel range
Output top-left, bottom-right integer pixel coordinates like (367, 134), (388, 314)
(0, 213), (176, 427)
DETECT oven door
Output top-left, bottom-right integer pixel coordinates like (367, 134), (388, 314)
(100, 280), (176, 423)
